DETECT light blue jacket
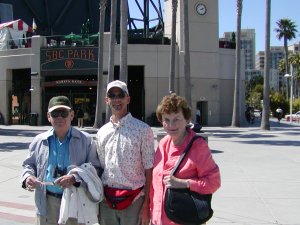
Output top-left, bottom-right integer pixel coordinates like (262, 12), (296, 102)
(20, 127), (101, 216)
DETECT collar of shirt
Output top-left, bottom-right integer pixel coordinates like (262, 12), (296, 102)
(109, 113), (132, 128)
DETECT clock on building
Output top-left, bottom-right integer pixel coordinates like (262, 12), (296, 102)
(195, 3), (207, 15)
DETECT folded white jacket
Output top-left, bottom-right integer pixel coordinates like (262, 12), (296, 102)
(58, 163), (103, 225)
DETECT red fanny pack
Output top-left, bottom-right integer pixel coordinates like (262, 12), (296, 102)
(104, 186), (143, 210)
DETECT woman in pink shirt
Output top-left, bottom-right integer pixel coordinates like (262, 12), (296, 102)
(150, 93), (221, 225)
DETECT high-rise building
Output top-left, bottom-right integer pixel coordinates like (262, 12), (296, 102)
(223, 29), (256, 70)
(255, 46), (285, 70)
(255, 46), (285, 92)
(288, 41), (300, 54)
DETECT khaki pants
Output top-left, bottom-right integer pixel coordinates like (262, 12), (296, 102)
(77, 118), (84, 128)
(35, 195), (80, 225)
(99, 196), (144, 225)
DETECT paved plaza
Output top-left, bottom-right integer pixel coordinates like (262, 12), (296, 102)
(0, 119), (299, 225)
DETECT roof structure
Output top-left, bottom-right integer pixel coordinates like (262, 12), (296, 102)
(0, 19), (32, 32)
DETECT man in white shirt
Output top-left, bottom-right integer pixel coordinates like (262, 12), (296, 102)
(96, 80), (154, 225)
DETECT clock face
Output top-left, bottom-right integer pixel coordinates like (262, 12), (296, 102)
(195, 3), (207, 15)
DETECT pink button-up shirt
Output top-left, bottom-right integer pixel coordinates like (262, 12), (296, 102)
(150, 130), (221, 225)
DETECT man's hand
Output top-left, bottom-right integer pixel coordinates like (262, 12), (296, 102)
(54, 175), (76, 189)
(25, 176), (40, 191)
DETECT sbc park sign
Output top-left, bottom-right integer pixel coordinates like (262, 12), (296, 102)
(40, 47), (98, 73)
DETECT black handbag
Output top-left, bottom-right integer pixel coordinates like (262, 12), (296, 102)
(164, 135), (213, 225)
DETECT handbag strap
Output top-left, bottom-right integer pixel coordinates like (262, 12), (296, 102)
(170, 135), (202, 176)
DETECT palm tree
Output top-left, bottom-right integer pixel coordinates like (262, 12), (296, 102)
(105, 0), (117, 122)
(277, 58), (286, 74)
(93, 0), (107, 128)
(119, 0), (128, 82)
(260, 0), (271, 130)
(274, 18), (298, 75)
(289, 53), (300, 100)
(231, 0), (242, 127)
(277, 58), (287, 95)
(289, 53), (300, 79)
(183, 0), (191, 105)
(169, 0), (178, 93)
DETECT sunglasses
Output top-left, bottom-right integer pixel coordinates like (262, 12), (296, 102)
(50, 110), (70, 118)
(107, 92), (126, 99)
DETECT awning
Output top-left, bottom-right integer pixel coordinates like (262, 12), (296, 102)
(0, 19), (32, 32)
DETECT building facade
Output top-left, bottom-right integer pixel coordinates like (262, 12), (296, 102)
(255, 46), (285, 92)
(0, 0), (244, 126)
(223, 29), (256, 70)
(288, 41), (300, 54)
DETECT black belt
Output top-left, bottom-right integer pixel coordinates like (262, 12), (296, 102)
(46, 191), (62, 198)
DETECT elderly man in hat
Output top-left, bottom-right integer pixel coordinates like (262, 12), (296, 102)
(21, 96), (101, 225)
(96, 80), (154, 225)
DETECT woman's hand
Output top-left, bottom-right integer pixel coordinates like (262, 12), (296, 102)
(164, 175), (189, 189)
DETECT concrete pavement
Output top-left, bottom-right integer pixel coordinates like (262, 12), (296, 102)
(0, 119), (299, 224)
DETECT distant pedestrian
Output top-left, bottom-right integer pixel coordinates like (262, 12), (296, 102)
(196, 108), (201, 125)
(245, 107), (251, 124)
(276, 107), (283, 122)
(76, 107), (84, 128)
(0, 110), (3, 124)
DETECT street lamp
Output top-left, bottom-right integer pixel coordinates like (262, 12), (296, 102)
(284, 64), (293, 123)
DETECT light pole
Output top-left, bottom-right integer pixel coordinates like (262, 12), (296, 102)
(284, 64), (293, 123)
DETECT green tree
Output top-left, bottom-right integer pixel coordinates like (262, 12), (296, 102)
(93, 0), (107, 128)
(274, 18), (298, 75)
(261, 0), (271, 130)
(231, 0), (243, 127)
(277, 58), (286, 74)
(249, 91), (262, 109)
(293, 98), (300, 113)
(246, 75), (263, 104)
(246, 75), (263, 96)
(289, 53), (300, 97)
(289, 53), (300, 78)
(278, 54), (300, 100)
(269, 91), (288, 116)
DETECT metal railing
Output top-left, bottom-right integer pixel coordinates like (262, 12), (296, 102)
(0, 32), (171, 51)
(0, 37), (33, 50)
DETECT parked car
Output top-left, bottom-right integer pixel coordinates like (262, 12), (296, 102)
(285, 111), (300, 122)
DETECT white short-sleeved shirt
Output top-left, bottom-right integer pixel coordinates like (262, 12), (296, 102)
(96, 113), (154, 189)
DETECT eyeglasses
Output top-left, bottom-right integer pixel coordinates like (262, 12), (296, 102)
(107, 92), (126, 99)
(50, 110), (70, 118)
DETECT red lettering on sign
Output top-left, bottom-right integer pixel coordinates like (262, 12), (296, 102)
(67, 50), (74, 58)
(88, 49), (94, 61)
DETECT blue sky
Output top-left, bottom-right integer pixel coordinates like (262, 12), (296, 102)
(129, 0), (300, 52)
(219, 0), (300, 52)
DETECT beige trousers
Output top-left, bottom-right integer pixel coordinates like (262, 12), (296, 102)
(35, 195), (81, 225)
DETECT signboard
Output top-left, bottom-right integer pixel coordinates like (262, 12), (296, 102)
(44, 79), (97, 87)
(40, 47), (98, 71)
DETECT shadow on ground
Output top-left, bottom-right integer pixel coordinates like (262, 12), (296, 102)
(0, 129), (41, 138)
(0, 142), (30, 152)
